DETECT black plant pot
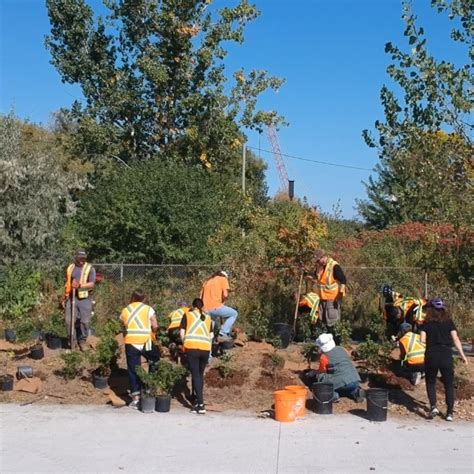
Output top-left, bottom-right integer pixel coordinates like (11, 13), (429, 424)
(141, 395), (156, 413)
(155, 395), (171, 413)
(5, 329), (17, 343)
(1, 374), (14, 391)
(16, 366), (33, 380)
(92, 373), (109, 390)
(273, 323), (292, 349)
(46, 334), (62, 350)
(221, 339), (234, 351)
(29, 344), (44, 360)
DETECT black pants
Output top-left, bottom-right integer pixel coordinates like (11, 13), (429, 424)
(186, 349), (210, 405)
(425, 350), (454, 414)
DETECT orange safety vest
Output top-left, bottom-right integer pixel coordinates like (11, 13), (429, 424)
(64, 263), (92, 300)
(400, 332), (425, 366)
(316, 258), (343, 300)
(299, 292), (320, 323)
(168, 307), (188, 330)
(183, 309), (212, 351)
(121, 302), (153, 347)
(399, 297), (426, 322)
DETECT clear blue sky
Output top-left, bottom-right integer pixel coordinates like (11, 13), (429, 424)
(0, 0), (464, 218)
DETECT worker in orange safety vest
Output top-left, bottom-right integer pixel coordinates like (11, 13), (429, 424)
(62, 249), (96, 348)
(120, 289), (159, 409)
(398, 322), (425, 386)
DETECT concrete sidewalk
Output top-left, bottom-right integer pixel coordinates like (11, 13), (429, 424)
(0, 404), (472, 473)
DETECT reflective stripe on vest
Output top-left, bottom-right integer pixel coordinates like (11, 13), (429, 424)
(400, 332), (425, 366)
(123, 303), (152, 345)
(64, 263), (92, 299)
(168, 307), (188, 330)
(300, 292), (320, 323)
(317, 258), (340, 300)
(399, 298), (426, 321)
(183, 310), (211, 351)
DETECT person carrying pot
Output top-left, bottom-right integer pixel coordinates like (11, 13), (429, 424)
(180, 298), (212, 414)
(119, 289), (159, 409)
(62, 249), (96, 349)
(397, 322), (425, 385)
(201, 270), (237, 342)
(306, 250), (346, 329)
(314, 333), (365, 402)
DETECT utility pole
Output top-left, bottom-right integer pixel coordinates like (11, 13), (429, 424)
(242, 143), (246, 194)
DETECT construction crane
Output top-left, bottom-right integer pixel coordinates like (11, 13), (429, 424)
(266, 125), (291, 196)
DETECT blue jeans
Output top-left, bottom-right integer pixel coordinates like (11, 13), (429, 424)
(125, 344), (160, 397)
(208, 305), (238, 336)
(335, 381), (359, 400)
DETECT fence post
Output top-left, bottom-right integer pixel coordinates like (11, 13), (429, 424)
(120, 262), (124, 283)
(424, 270), (428, 299)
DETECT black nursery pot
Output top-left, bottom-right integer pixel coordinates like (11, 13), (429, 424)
(29, 344), (45, 360)
(155, 395), (171, 413)
(92, 373), (109, 390)
(46, 334), (62, 350)
(1, 375), (14, 391)
(5, 329), (17, 343)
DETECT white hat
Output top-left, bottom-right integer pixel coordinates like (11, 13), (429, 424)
(220, 270), (229, 278)
(315, 333), (336, 353)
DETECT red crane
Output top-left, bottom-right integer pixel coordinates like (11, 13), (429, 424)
(266, 125), (290, 194)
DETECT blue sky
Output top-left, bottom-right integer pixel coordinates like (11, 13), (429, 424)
(0, 0), (465, 218)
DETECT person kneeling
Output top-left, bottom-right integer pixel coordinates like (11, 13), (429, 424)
(398, 322), (425, 386)
(315, 333), (365, 402)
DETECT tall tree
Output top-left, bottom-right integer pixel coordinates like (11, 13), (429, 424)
(45, 0), (284, 168)
(359, 0), (473, 228)
(0, 114), (86, 265)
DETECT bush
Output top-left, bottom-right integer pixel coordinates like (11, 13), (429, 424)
(42, 309), (67, 338)
(217, 352), (234, 379)
(61, 351), (85, 379)
(355, 335), (392, 374)
(88, 332), (119, 377)
(300, 342), (318, 369)
(334, 320), (352, 347)
(136, 360), (187, 396)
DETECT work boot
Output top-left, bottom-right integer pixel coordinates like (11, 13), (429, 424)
(354, 388), (366, 403)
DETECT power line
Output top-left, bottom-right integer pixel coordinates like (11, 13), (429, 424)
(247, 145), (374, 171)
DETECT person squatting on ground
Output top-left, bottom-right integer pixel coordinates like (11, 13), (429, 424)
(307, 250), (346, 329)
(420, 298), (468, 422)
(62, 249), (96, 349)
(180, 298), (212, 414)
(167, 300), (189, 361)
(120, 289), (160, 409)
(315, 333), (365, 402)
(201, 270), (238, 341)
(397, 322), (425, 386)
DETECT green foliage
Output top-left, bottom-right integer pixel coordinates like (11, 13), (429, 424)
(217, 352), (234, 379)
(136, 360), (187, 396)
(42, 309), (67, 338)
(88, 331), (119, 377)
(247, 308), (270, 341)
(334, 320), (352, 347)
(355, 335), (392, 373)
(0, 264), (41, 322)
(300, 342), (317, 369)
(359, 2), (473, 228)
(45, 0), (284, 167)
(0, 114), (86, 264)
(73, 158), (247, 263)
(61, 351), (85, 379)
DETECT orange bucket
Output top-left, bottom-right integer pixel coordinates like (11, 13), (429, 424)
(285, 385), (307, 417)
(274, 390), (299, 422)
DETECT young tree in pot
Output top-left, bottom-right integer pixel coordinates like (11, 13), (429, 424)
(42, 310), (67, 349)
(88, 333), (119, 389)
(137, 361), (187, 413)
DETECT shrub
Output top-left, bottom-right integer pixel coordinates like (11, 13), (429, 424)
(42, 309), (67, 338)
(301, 342), (318, 369)
(217, 352), (234, 379)
(88, 333), (119, 377)
(355, 335), (392, 373)
(136, 360), (187, 396)
(61, 351), (85, 379)
(334, 320), (352, 347)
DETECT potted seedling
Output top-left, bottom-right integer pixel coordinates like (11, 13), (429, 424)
(0, 351), (15, 391)
(301, 342), (318, 369)
(43, 310), (67, 350)
(137, 361), (187, 413)
(88, 333), (119, 389)
(61, 351), (85, 380)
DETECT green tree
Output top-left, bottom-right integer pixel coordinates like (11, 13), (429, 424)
(73, 157), (247, 263)
(45, 0), (284, 167)
(0, 114), (86, 264)
(359, 0), (473, 228)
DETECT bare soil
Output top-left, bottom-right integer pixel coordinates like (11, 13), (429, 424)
(1, 338), (473, 421)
